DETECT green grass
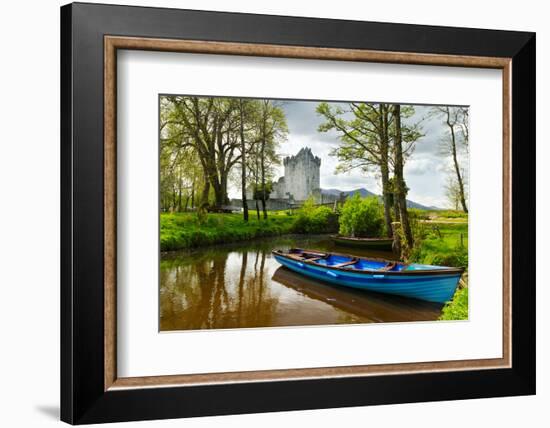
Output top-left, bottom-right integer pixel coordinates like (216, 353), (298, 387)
(433, 209), (469, 219)
(409, 208), (468, 221)
(440, 286), (468, 320)
(409, 222), (468, 268)
(160, 211), (295, 251)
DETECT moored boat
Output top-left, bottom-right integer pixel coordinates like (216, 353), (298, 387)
(331, 235), (394, 251)
(272, 248), (464, 303)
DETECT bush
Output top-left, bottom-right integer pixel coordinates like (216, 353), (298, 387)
(338, 194), (385, 237)
(291, 198), (338, 234)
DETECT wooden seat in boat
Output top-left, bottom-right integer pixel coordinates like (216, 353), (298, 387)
(333, 258), (358, 268)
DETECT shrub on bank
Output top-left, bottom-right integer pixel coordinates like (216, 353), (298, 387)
(291, 198), (338, 234)
(338, 194), (385, 237)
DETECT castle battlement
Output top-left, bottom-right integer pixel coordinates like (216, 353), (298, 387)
(283, 147), (321, 168)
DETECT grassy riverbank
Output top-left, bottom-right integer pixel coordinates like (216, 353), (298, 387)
(406, 213), (468, 320)
(161, 202), (338, 251)
(409, 221), (468, 269)
(161, 212), (295, 251)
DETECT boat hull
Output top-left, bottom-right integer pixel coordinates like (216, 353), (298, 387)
(332, 235), (394, 251)
(273, 254), (461, 303)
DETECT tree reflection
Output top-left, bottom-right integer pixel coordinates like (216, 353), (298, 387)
(160, 247), (279, 330)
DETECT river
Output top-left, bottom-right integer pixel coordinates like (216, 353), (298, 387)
(160, 235), (443, 331)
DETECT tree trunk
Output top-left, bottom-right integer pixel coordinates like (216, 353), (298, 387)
(172, 186), (177, 212)
(220, 174), (230, 206)
(379, 104), (393, 238)
(255, 199), (260, 220)
(393, 104), (414, 249)
(191, 180), (195, 209)
(381, 165), (393, 238)
(393, 191), (400, 224)
(260, 197), (267, 218)
(211, 180), (224, 208)
(239, 100), (249, 221)
(200, 179), (210, 206)
(177, 175), (182, 212)
(207, 176), (228, 208)
(448, 116), (468, 213)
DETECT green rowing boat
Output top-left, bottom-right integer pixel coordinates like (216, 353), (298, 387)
(331, 235), (394, 251)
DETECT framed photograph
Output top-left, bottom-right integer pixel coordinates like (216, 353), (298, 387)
(61, 2), (535, 424)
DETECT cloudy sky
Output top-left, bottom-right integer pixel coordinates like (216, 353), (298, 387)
(228, 99), (468, 208)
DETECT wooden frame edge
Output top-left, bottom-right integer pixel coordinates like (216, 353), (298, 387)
(502, 61), (513, 372)
(104, 36), (117, 390)
(110, 357), (508, 390)
(105, 35), (511, 68)
(103, 35), (512, 391)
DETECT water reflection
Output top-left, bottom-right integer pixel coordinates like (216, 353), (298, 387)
(272, 267), (442, 323)
(160, 236), (443, 331)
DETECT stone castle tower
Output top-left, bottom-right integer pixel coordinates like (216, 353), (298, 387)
(273, 147), (321, 201)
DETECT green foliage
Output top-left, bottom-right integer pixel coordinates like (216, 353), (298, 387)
(160, 212), (294, 251)
(440, 287), (468, 320)
(316, 102), (423, 176)
(252, 182), (273, 201)
(291, 198), (338, 234)
(408, 222), (468, 268)
(338, 194), (385, 237)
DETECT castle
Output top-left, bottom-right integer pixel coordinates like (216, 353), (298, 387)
(232, 147), (326, 210)
(272, 147), (321, 201)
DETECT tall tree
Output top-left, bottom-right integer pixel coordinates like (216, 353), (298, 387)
(161, 96), (242, 209)
(160, 102), (205, 212)
(239, 99), (249, 221)
(317, 102), (394, 236)
(392, 104), (414, 249)
(445, 176), (464, 210)
(257, 100), (287, 219)
(432, 106), (469, 213)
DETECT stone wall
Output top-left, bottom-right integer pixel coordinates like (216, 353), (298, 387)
(230, 198), (294, 211)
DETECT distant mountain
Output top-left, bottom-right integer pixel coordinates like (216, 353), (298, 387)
(322, 187), (377, 198)
(405, 199), (440, 211)
(321, 187), (440, 211)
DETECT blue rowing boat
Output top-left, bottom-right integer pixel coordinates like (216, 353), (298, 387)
(272, 248), (464, 303)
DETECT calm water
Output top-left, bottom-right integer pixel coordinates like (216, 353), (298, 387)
(160, 235), (443, 331)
